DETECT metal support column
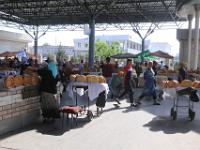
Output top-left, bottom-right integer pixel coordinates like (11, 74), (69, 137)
(34, 26), (39, 57)
(141, 38), (145, 62)
(194, 5), (200, 69)
(89, 18), (95, 69)
(188, 14), (193, 69)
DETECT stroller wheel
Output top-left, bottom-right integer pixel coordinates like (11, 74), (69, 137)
(87, 110), (93, 121)
(170, 108), (177, 120)
(189, 109), (195, 121)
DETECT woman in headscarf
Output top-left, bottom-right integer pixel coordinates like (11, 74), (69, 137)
(138, 61), (160, 105)
(48, 55), (58, 79)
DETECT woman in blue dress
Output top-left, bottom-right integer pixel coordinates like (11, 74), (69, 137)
(138, 61), (160, 105)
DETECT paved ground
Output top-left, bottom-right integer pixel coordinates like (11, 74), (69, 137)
(1, 91), (200, 150)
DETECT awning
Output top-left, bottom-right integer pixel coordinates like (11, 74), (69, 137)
(111, 53), (137, 59)
(150, 50), (174, 59)
(0, 51), (16, 57)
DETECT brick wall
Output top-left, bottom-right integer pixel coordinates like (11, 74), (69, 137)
(0, 96), (40, 121)
(0, 86), (41, 135)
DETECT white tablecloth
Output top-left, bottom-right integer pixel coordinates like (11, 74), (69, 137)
(67, 81), (109, 101)
(162, 88), (177, 100)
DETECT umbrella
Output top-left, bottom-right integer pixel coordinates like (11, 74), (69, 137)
(111, 53), (137, 59)
(0, 51), (16, 57)
(150, 50), (174, 59)
(135, 50), (150, 58)
(134, 55), (158, 61)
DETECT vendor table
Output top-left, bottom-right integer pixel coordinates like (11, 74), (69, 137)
(67, 81), (109, 101)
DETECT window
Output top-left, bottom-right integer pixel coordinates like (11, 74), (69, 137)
(78, 43), (81, 48)
(85, 43), (88, 48)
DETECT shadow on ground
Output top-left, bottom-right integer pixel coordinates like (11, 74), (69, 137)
(0, 114), (97, 140)
(143, 116), (200, 134)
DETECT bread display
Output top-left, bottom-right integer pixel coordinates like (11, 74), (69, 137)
(86, 75), (99, 83)
(167, 80), (179, 88)
(162, 80), (169, 88)
(76, 75), (87, 82)
(192, 81), (200, 88)
(162, 80), (179, 88)
(69, 74), (107, 84)
(180, 80), (193, 87)
(98, 76), (106, 83)
(14, 75), (23, 87)
(4, 76), (15, 88)
(23, 75), (32, 85)
(70, 74), (77, 81)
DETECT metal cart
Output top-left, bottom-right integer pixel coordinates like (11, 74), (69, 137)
(170, 87), (198, 121)
(72, 85), (93, 121)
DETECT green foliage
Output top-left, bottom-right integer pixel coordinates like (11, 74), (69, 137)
(56, 44), (66, 61)
(95, 40), (121, 59)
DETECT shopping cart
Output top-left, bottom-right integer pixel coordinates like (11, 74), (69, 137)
(170, 87), (199, 121)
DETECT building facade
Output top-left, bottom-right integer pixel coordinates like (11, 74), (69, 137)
(73, 35), (142, 56)
(0, 30), (32, 53)
(145, 41), (172, 54)
(29, 44), (75, 58)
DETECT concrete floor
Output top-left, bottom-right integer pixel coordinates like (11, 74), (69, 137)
(1, 91), (200, 150)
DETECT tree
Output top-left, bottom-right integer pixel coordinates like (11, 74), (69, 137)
(95, 40), (121, 59)
(56, 44), (66, 62)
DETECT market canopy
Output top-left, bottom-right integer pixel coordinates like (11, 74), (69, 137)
(0, 50), (30, 58)
(0, 0), (190, 25)
(0, 51), (16, 57)
(111, 53), (137, 59)
(135, 50), (150, 58)
(150, 50), (174, 59)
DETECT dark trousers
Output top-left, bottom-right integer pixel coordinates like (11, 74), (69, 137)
(139, 90), (157, 100)
(119, 80), (134, 103)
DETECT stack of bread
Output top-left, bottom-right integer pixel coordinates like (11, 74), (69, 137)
(70, 74), (77, 81)
(4, 76), (15, 89)
(161, 79), (200, 89)
(180, 80), (193, 87)
(3, 74), (40, 89)
(162, 80), (179, 88)
(14, 75), (23, 87)
(69, 74), (106, 83)
(76, 75), (87, 82)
